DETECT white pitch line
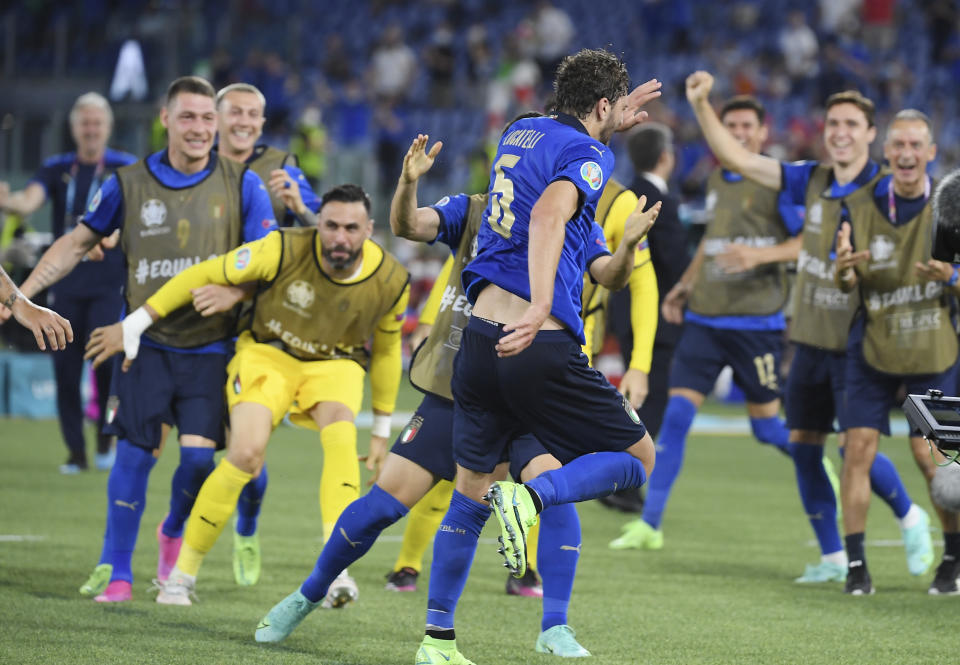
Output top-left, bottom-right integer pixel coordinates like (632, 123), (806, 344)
(0, 534), (46, 542)
(805, 538), (943, 548)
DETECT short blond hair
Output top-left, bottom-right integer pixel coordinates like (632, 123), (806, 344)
(70, 92), (113, 126)
(216, 83), (266, 111)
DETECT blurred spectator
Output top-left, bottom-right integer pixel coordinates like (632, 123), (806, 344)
(779, 10), (820, 95)
(323, 34), (353, 84)
(819, 0), (863, 36)
(328, 78), (376, 196)
(862, 0), (897, 52)
(926, 0), (959, 63)
(261, 52), (292, 133)
(423, 21), (457, 108)
(369, 24), (417, 103)
(289, 106), (328, 189)
(532, 1), (573, 82)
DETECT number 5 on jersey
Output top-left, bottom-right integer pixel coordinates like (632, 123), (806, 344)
(487, 154), (521, 239)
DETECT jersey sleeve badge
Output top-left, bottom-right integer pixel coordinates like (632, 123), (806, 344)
(580, 161), (603, 191)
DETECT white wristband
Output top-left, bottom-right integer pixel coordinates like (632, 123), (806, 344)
(372, 414), (392, 438)
(121, 306), (153, 361)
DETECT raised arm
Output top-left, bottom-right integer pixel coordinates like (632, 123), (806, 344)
(0, 181), (47, 217)
(589, 195), (661, 291)
(390, 134), (444, 242)
(686, 71), (782, 191)
(19, 224), (103, 299)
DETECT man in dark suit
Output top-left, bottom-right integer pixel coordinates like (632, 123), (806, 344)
(602, 123), (689, 513)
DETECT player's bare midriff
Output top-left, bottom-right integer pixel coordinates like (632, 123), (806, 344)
(471, 283), (565, 330)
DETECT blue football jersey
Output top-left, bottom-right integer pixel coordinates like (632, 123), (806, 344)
(462, 113), (615, 343)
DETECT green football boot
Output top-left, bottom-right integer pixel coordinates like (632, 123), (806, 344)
(79, 563), (112, 597)
(415, 636), (476, 665)
(486, 481), (538, 578)
(608, 519), (663, 550)
(794, 560), (847, 583)
(233, 529), (261, 586)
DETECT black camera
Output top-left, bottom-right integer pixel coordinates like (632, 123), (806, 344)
(931, 170), (960, 262)
(902, 390), (960, 453)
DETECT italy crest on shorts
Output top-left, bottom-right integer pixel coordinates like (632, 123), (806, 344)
(580, 161), (603, 191)
(622, 396), (640, 425)
(105, 396), (119, 424)
(400, 415), (424, 443)
(233, 375), (242, 395)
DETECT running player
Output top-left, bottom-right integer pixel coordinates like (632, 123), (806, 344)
(834, 110), (960, 595)
(685, 71), (933, 585)
(414, 49), (661, 664)
(16, 76), (277, 602)
(253, 127), (658, 657)
(383, 132), (659, 598)
(610, 95), (805, 551)
(86, 184), (409, 606)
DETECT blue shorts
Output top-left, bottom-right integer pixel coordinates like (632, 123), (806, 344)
(669, 321), (783, 404)
(104, 345), (228, 449)
(451, 317), (646, 474)
(845, 342), (959, 436)
(785, 343), (847, 432)
(391, 392), (552, 482)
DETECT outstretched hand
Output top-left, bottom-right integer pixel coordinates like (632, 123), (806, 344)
(619, 79), (663, 132)
(10, 298), (73, 351)
(360, 435), (388, 486)
(401, 134), (443, 184)
(85, 322), (126, 370)
(623, 195), (661, 248)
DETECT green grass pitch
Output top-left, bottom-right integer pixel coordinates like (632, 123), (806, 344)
(0, 389), (956, 664)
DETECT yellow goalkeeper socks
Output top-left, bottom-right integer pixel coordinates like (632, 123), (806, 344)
(178, 458), (253, 577)
(393, 479), (454, 572)
(319, 420), (360, 542)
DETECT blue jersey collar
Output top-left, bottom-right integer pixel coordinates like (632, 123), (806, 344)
(553, 113), (590, 136)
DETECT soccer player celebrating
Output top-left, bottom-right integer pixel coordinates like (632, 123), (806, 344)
(685, 71), (933, 586)
(216, 83), (321, 227)
(0, 92), (135, 473)
(382, 138), (660, 598)
(0, 265), (72, 350)
(610, 95), (805, 551)
(87, 184), (409, 606)
(834, 111), (960, 595)
(410, 49), (661, 664)
(211, 81), (322, 585)
(16, 76), (277, 603)
(253, 131), (657, 658)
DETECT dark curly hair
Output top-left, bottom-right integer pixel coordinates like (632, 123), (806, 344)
(553, 49), (630, 120)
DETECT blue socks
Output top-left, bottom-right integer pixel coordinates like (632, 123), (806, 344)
(300, 484), (407, 603)
(425, 490), (490, 635)
(99, 439), (157, 582)
(750, 416), (793, 457)
(641, 395), (697, 529)
(525, 452), (647, 510)
(791, 443), (842, 555)
(161, 446), (215, 538)
(236, 465), (269, 537)
(839, 447), (912, 519)
(537, 503), (580, 632)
